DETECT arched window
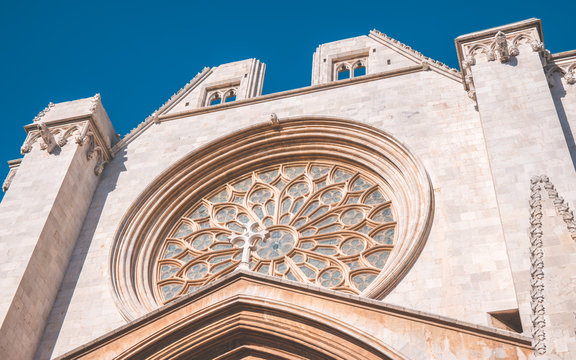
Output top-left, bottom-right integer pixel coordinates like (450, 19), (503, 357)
(223, 89), (236, 103)
(337, 64), (351, 80)
(208, 92), (222, 106)
(353, 61), (366, 77)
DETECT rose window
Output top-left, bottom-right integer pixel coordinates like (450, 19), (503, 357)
(155, 162), (396, 302)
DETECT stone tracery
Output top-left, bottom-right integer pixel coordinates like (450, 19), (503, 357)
(155, 161), (398, 302)
(111, 117), (433, 320)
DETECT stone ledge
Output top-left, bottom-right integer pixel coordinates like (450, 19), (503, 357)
(57, 269), (531, 360)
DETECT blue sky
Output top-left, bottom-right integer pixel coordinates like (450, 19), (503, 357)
(1, 1), (575, 201)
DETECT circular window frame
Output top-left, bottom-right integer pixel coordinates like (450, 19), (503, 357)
(111, 116), (434, 320)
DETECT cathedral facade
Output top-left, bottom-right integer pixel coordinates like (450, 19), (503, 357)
(1, 18), (575, 359)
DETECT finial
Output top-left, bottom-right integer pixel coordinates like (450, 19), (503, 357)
(229, 221), (269, 270)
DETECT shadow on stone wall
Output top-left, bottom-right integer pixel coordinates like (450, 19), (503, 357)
(551, 77), (576, 173)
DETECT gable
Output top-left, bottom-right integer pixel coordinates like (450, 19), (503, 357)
(57, 271), (532, 360)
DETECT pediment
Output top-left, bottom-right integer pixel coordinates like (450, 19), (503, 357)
(311, 32), (460, 86)
(58, 270), (531, 360)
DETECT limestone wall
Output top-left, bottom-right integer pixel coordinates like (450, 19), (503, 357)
(34, 64), (527, 358)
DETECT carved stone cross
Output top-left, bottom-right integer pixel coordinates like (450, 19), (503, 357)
(229, 221), (268, 270)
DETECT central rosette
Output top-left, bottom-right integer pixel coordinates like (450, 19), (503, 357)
(256, 228), (296, 259)
(155, 162), (396, 303)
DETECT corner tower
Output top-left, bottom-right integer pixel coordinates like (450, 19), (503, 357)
(0, 95), (117, 360)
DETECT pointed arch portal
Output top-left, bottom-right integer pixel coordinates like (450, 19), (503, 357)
(59, 271), (531, 360)
(115, 299), (401, 360)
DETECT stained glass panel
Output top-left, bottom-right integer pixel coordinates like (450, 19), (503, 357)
(174, 223), (194, 238)
(163, 243), (184, 258)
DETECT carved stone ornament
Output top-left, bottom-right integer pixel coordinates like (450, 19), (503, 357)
(20, 119), (112, 176)
(229, 221), (269, 270)
(21, 123), (81, 155)
(545, 61), (576, 87)
(269, 113), (280, 127)
(2, 169), (16, 192)
(461, 56), (477, 102)
(33, 102), (55, 122)
(89, 93), (101, 113)
(458, 27), (548, 107)
(487, 31), (519, 63)
(2, 160), (21, 192)
(37, 122), (58, 154)
(83, 131), (109, 175)
(529, 175), (576, 358)
(460, 27), (546, 67)
(529, 176), (548, 357)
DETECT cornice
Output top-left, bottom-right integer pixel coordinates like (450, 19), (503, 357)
(455, 19), (549, 103)
(2, 158), (22, 192)
(545, 51), (576, 87)
(157, 65), (426, 119)
(455, 18), (543, 46)
(551, 50), (576, 60)
(368, 29), (461, 82)
(20, 94), (114, 175)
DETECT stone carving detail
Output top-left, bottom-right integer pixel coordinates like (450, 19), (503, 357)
(89, 93), (101, 113)
(21, 123), (81, 154)
(541, 176), (576, 239)
(461, 56), (477, 101)
(33, 102), (55, 122)
(2, 169), (16, 192)
(488, 31), (519, 63)
(545, 61), (576, 87)
(461, 28), (546, 67)
(567, 71), (576, 85)
(2, 160), (21, 192)
(20, 118), (111, 176)
(529, 175), (548, 357)
(229, 221), (269, 270)
(529, 175), (576, 357)
(55, 125), (80, 147)
(37, 122), (58, 154)
(20, 138), (34, 154)
(73, 120), (93, 146)
(531, 40), (545, 52)
(84, 132), (107, 176)
(269, 113), (280, 127)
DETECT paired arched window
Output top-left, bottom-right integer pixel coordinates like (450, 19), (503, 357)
(334, 58), (367, 81)
(206, 87), (238, 106)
